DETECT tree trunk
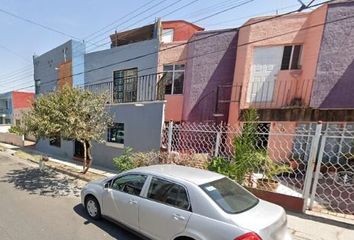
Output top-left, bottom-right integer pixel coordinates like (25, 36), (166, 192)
(82, 140), (87, 173)
(82, 140), (92, 174)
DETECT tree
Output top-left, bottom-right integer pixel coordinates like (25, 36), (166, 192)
(23, 85), (112, 173)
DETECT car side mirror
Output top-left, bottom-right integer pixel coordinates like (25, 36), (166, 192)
(104, 179), (112, 189)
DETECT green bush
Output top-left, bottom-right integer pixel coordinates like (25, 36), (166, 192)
(8, 125), (24, 136)
(112, 147), (135, 172)
(208, 109), (290, 185)
(207, 156), (234, 178)
(112, 148), (161, 172)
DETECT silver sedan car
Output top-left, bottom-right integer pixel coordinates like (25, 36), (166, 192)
(81, 165), (292, 240)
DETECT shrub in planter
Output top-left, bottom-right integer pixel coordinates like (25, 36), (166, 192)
(8, 125), (24, 136)
(113, 148), (162, 172)
(112, 147), (135, 172)
(162, 151), (209, 169)
(132, 151), (160, 167)
(207, 156), (235, 178)
(256, 151), (291, 191)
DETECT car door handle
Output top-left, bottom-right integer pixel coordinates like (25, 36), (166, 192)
(172, 213), (185, 221)
(129, 199), (138, 205)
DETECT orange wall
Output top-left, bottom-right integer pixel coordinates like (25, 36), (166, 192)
(162, 21), (203, 41)
(12, 91), (34, 109)
(159, 42), (187, 121)
(228, 6), (328, 125)
(267, 121), (297, 162)
(58, 60), (73, 89)
(165, 95), (184, 121)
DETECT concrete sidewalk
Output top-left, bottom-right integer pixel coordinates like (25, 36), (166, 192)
(0, 142), (116, 181)
(287, 212), (354, 240)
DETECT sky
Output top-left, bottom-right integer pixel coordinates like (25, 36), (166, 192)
(0, 0), (326, 93)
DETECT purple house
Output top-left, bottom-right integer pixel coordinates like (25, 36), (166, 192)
(182, 29), (238, 123)
(311, 0), (354, 109)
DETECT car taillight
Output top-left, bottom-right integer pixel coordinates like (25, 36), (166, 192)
(234, 232), (262, 240)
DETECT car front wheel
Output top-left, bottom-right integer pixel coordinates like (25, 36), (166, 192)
(85, 195), (101, 220)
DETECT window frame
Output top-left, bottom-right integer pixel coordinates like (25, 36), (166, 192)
(106, 122), (125, 148)
(110, 173), (148, 197)
(49, 135), (61, 148)
(112, 68), (138, 103)
(145, 176), (192, 212)
(161, 29), (175, 43)
(163, 64), (185, 95)
(35, 79), (41, 95)
(280, 44), (303, 70)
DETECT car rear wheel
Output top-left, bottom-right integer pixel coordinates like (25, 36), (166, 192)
(85, 195), (101, 220)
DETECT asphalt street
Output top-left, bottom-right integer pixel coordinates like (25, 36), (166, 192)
(0, 152), (142, 240)
(1, 151), (353, 240)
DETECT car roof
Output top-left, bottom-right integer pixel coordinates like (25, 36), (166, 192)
(129, 164), (224, 185)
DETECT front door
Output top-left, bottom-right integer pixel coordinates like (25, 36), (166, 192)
(101, 174), (147, 230)
(247, 46), (283, 103)
(139, 177), (192, 240)
(74, 140), (84, 159)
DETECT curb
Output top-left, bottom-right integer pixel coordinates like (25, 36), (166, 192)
(8, 151), (104, 182)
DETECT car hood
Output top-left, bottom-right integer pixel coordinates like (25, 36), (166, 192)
(228, 200), (290, 240)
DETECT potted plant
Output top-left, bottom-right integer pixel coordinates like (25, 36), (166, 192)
(257, 152), (291, 192)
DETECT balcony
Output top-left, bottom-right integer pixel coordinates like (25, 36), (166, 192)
(85, 73), (165, 104)
(243, 77), (313, 109)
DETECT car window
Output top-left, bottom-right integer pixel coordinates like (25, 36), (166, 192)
(147, 177), (190, 211)
(111, 174), (147, 196)
(200, 177), (259, 214)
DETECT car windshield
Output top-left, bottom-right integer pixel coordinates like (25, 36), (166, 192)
(200, 177), (259, 214)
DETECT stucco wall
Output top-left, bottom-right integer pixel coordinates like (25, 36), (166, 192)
(36, 138), (74, 159)
(91, 101), (165, 169)
(85, 39), (159, 85)
(158, 42), (187, 121)
(0, 132), (24, 147)
(162, 21), (203, 42)
(228, 6), (327, 125)
(12, 92), (34, 109)
(33, 40), (85, 94)
(35, 101), (165, 170)
(183, 29), (238, 123)
(311, 2), (354, 108)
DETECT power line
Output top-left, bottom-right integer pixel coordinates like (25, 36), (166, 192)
(160, 0), (200, 19)
(10, 0), (333, 93)
(0, 0), (165, 80)
(0, 43), (32, 63)
(83, 0), (159, 40)
(0, 0), (188, 86)
(86, 0), (185, 50)
(5, 0), (227, 85)
(0, 7), (82, 41)
(87, 0), (254, 51)
(1, 0), (333, 92)
(0, 65), (33, 79)
(85, 0), (171, 43)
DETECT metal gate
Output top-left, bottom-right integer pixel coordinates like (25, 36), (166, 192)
(306, 123), (354, 219)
